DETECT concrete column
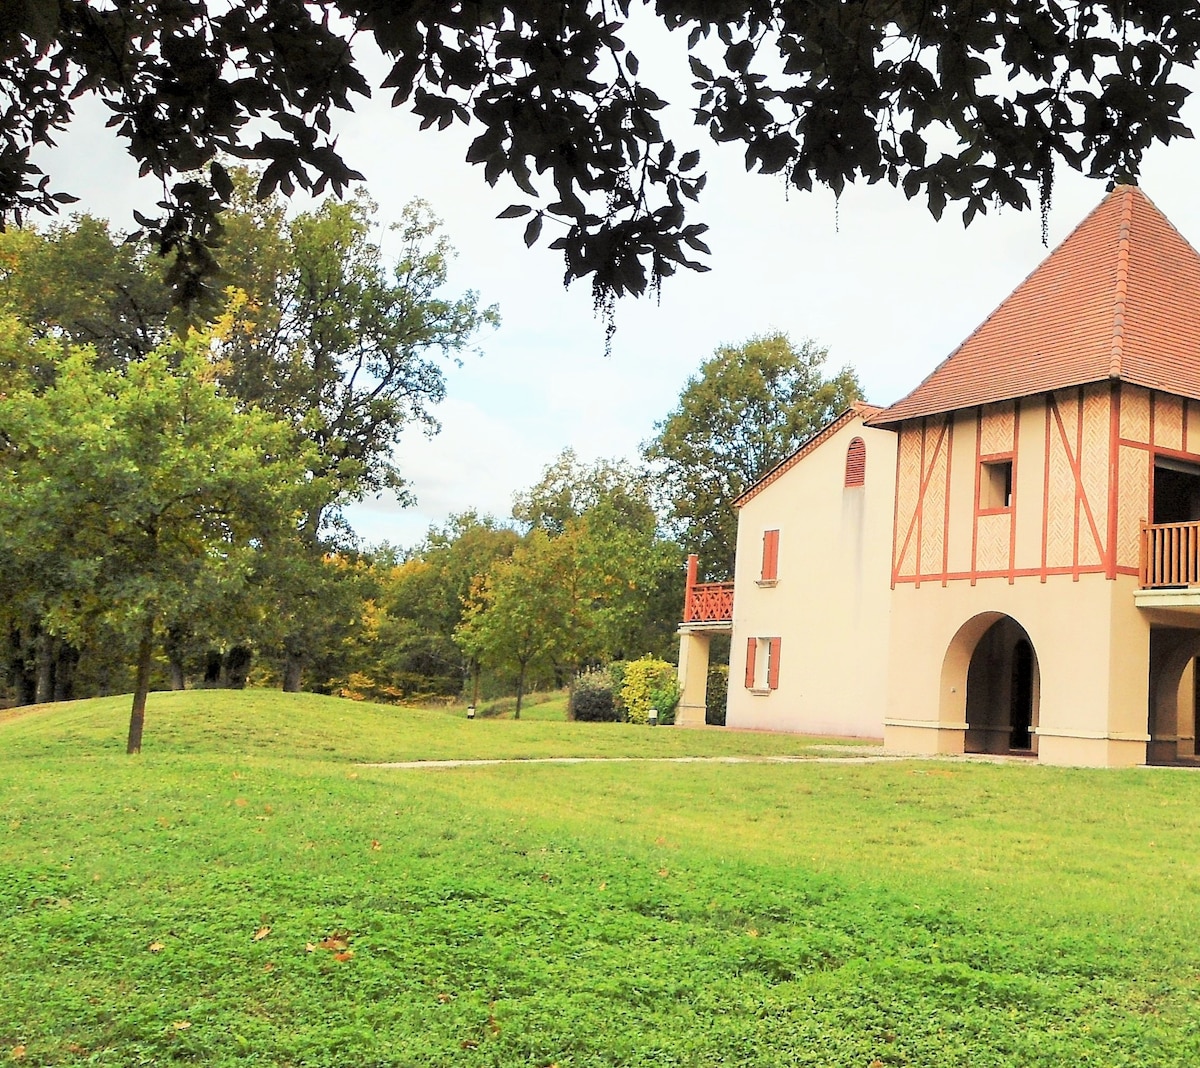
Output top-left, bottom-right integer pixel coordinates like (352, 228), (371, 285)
(676, 628), (712, 727)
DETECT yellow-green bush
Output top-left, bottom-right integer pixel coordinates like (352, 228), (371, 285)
(620, 656), (680, 725)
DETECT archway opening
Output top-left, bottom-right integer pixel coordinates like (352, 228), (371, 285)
(1147, 626), (1200, 765)
(963, 617), (1040, 755)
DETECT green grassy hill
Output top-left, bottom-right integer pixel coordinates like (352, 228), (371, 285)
(3, 691), (1200, 1065)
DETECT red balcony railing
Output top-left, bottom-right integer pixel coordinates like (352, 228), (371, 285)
(682, 554), (734, 623)
(1140, 520), (1200, 588)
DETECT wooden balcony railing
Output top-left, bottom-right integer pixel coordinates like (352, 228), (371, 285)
(1140, 520), (1200, 588)
(682, 553), (734, 623)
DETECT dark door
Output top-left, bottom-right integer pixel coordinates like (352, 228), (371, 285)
(1009, 640), (1033, 750)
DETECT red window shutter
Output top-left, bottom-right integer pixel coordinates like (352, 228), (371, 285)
(767, 637), (782, 689)
(761, 529), (779, 580)
(744, 638), (757, 689)
(845, 437), (866, 487)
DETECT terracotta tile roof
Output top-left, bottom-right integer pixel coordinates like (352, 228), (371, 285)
(734, 402), (883, 508)
(868, 185), (1200, 427)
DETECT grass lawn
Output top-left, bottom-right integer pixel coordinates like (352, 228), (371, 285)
(3, 691), (1200, 1065)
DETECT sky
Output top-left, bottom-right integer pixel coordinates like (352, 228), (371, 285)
(31, 24), (1200, 552)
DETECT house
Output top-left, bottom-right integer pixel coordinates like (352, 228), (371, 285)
(677, 184), (1200, 768)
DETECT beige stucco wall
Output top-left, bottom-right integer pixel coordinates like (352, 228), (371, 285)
(725, 417), (896, 737)
(884, 573), (1152, 766)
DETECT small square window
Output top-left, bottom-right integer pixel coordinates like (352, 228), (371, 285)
(980, 459), (1013, 510)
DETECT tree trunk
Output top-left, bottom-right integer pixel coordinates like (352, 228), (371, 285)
(202, 650), (222, 687)
(165, 624), (188, 690)
(127, 618), (155, 755)
(7, 627), (36, 706)
(52, 641), (78, 702)
(224, 645), (252, 689)
(514, 661), (526, 719)
(34, 629), (54, 705)
(282, 649), (305, 693)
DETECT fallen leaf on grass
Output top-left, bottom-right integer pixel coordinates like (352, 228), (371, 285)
(305, 943), (317, 953)
(333, 950), (354, 962)
(253, 926), (271, 942)
(657, 868), (669, 878)
(172, 1022), (191, 1031)
(65, 1044), (86, 1055)
(148, 941), (165, 953)
(597, 881), (607, 891)
(460, 1040), (478, 1050)
(10, 1046), (25, 1061)
(234, 798), (248, 808)
(317, 933), (351, 951)
(263, 962), (275, 972)
(746, 928), (759, 938)
(370, 840), (381, 851)
(436, 993), (454, 1003)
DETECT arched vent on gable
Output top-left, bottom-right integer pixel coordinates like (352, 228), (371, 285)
(845, 437), (867, 487)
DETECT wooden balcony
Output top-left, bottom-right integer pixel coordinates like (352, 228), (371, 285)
(1140, 520), (1200, 588)
(682, 553), (734, 627)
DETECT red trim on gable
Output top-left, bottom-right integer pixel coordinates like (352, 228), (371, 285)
(734, 403), (885, 508)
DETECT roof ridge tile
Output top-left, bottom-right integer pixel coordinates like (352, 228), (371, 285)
(1109, 185), (1133, 379)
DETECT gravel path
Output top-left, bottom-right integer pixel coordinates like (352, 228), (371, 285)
(362, 749), (1031, 769)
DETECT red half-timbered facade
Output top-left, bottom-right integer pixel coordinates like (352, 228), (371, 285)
(682, 183), (1200, 766)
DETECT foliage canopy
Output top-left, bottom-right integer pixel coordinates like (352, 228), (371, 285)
(3, 1), (1195, 315)
(645, 332), (860, 578)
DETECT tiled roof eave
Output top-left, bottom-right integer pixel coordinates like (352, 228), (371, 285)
(866, 372), (1200, 430)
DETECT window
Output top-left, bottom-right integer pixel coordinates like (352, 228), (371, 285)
(979, 458), (1013, 511)
(845, 437), (866, 487)
(760, 529), (780, 583)
(745, 636), (782, 692)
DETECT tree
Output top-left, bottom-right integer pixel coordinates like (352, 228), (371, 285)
(513, 449), (657, 536)
(645, 332), (860, 578)
(376, 513), (520, 698)
(456, 528), (575, 715)
(3, 4), (1194, 318)
(0, 215), (174, 368)
(214, 183), (499, 689)
(0, 328), (316, 752)
(514, 449), (682, 660)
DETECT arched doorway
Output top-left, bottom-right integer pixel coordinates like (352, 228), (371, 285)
(956, 616), (1040, 755)
(1147, 627), (1200, 765)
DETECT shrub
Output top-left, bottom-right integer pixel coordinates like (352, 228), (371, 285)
(569, 668), (620, 722)
(705, 663), (728, 726)
(608, 660), (628, 717)
(621, 656), (679, 725)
